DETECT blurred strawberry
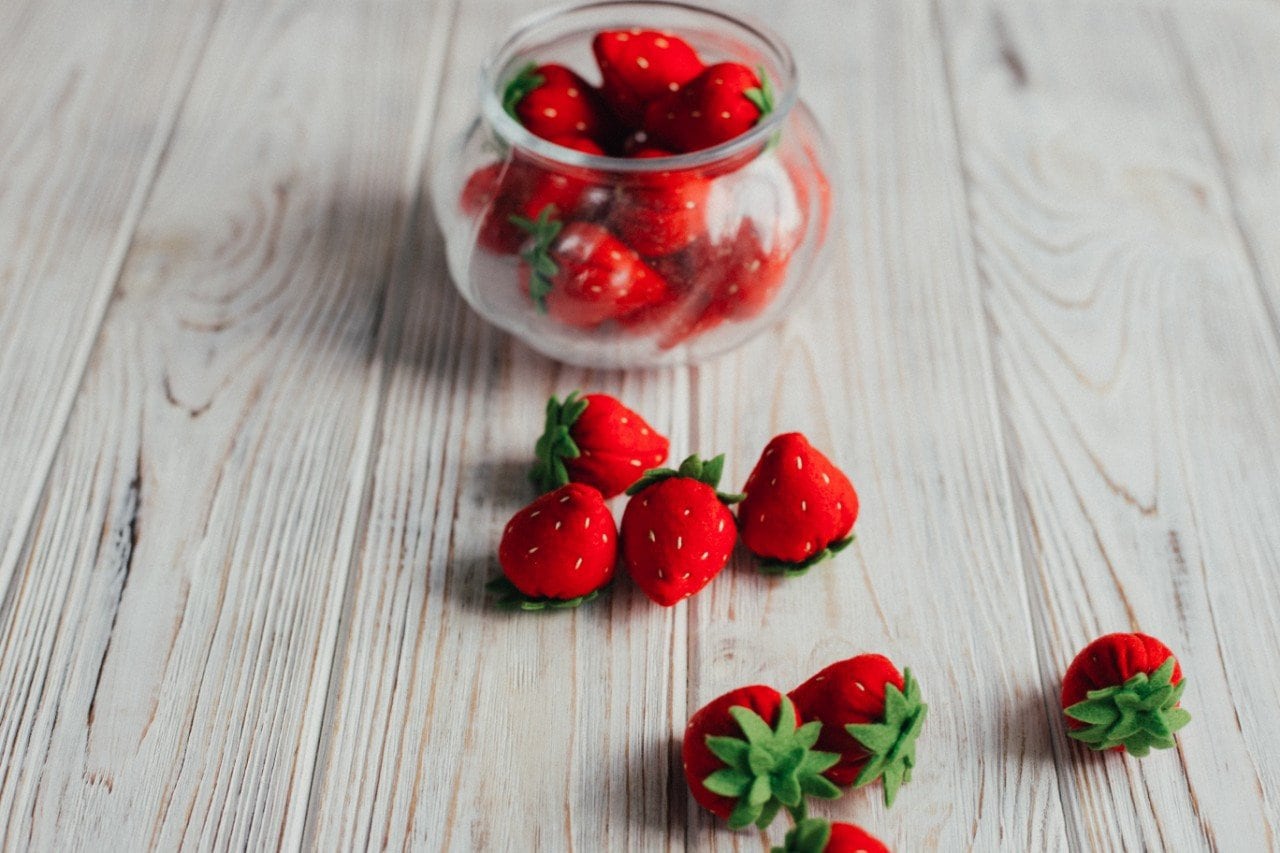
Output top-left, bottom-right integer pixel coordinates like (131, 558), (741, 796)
(644, 62), (773, 152)
(593, 29), (704, 127)
(504, 62), (611, 146)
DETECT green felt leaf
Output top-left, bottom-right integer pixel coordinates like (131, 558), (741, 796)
(502, 62), (545, 118)
(700, 698), (851, 832)
(845, 670), (928, 807)
(756, 535), (857, 577)
(882, 762), (905, 807)
(529, 391), (589, 493)
(847, 722), (896, 754)
(1064, 658), (1191, 755)
(772, 818), (832, 853)
(510, 206), (562, 313)
(485, 574), (601, 613)
(705, 736), (750, 769)
(703, 769), (751, 797)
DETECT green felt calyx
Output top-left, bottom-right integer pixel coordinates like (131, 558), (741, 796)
(509, 205), (562, 312)
(744, 66), (775, 118)
(771, 818), (833, 853)
(1064, 657), (1190, 756)
(502, 62), (545, 119)
(758, 536), (855, 578)
(626, 454), (744, 504)
(702, 696), (841, 830)
(485, 576), (600, 612)
(529, 391), (589, 493)
(845, 667), (927, 807)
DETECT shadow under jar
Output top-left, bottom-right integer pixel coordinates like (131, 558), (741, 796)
(432, 0), (834, 368)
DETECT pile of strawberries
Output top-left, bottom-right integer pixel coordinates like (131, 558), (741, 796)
(458, 29), (823, 348)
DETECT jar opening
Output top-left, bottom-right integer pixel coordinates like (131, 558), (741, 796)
(480, 0), (799, 173)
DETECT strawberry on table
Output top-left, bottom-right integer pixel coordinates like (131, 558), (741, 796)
(738, 433), (859, 575)
(503, 62), (610, 145)
(512, 207), (671, 327)
(490, 483), (617, 610)
(772, 818), (890, 853)
(593, 29), (704, 127)
(683, 686), (841, 830)
(529, 390), (670, 498)
(620, 453), (742, 606)
(1061, 633), (1191, 756)
(789, 654), (927, 806)
(644, 62), (774, 153)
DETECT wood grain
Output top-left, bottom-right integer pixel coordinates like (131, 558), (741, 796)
(0, 0), (216, 600)
(303, 0), (694, 848)
(0, 0), (445, 847)
(938, 0), (1280, 847)
(687, 1), (1067, 849)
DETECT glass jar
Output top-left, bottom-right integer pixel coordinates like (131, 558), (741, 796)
(431, 0), (834, 368)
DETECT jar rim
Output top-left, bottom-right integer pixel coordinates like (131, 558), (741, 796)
(479, 0), (799, 172)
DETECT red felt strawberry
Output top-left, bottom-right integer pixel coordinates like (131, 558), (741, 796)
(503, 62), (610, 145)
(593, 29), (704, 127)
(773, 819), (890, 853)
(512, 208), (671, 327)
(1061, 633), (1191, 756)
(620, 454), (742, 606)
(738, 433), (859, 575)
(464, 159), (608, 255)
(530, 390), (670, 498)
(683, 686), (840, 830)
(789, 655), (927, 806)
(490, 483), (617, 610)
(608, 168), (711, 257)
(644, 62), (774, 153)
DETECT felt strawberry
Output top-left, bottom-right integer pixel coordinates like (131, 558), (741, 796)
(608, 168), (711, 257)
(490, 483), (617, 610)
(738, 433), (859, 575)
(593, 29), (704, 127)
(512, 207), (671, 327)
(683, 686), (841, 830)
(1061, 633), (1191, 756)
(503, 62), (610, 145)
(789, 655), (927, 806)
(644, 62), (774, 153)
(773, 819), (890, 853)
(464, 160), (607, 255)
(530, 390), (670, 498)
(620, 454), (742, 606)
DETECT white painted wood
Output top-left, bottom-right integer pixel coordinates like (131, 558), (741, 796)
(0, 0), (216, 601)
(1, 0), (1278, 849)
(688, 1), (1066, 849)
(938, 0), (1280, 847)
(0, 0), (446, 847)
(303, 1), (693, 849)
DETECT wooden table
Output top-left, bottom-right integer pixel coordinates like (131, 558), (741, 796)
(2, 0), (1278, 848)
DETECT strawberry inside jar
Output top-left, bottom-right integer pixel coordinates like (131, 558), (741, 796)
(434, 1), (835, 368)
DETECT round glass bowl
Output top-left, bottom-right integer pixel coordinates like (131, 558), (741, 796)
(431, 0), (833, 368)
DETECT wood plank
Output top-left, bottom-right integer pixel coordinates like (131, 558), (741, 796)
(938, 0), (1280, 847)
(688, 1), (1067, 849)
(0, 0), (215, 599)
(0, 0), (447, 847)
(302, 0), (693, 848)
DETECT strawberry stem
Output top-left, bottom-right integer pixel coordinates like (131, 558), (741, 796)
(529, 391), (589, 493)
(744, 66), (776, 117)
(502, 61), (545, 119)
(1063, 657), (1190, 756)
(510, 205), (562, 312)
(757, 536), (855, 578)
(627, 453), (743, 504)
(771, 818), (834, 853)
(485, 575), (602, 612)
(845, 667), (927, 807)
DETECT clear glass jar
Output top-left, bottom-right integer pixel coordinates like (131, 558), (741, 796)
(431, 0), (834, 368)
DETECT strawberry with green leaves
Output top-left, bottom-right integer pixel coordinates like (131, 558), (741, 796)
(462, 155), (608, 255)
(530, 391), (670, 498)
(738, 433), (859, 576)
(490, 483), (617, 610)
(789, 655), (927, 807)
(621, 454), (741, 605)
(683, 686), (841, 830)
(593, 29), (704, 127)
(773, 819), (890, 853)
(644, 62), (774, 153)
(1061, 633), (1191, 756)
(503, 62), (611, 147)
(512, 207), (671, 327)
